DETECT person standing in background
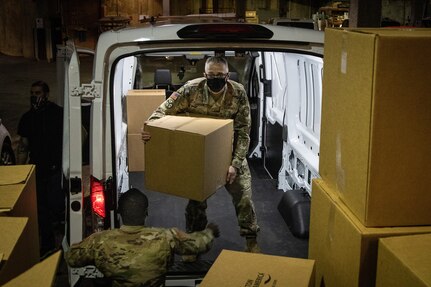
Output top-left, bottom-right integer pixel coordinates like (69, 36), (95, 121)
(17, 80), (64, 258)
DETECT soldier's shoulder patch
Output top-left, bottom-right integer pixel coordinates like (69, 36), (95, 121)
(169, 92), (180, 101)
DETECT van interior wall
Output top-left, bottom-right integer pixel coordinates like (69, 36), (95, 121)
(134, 53), (255, 90)
(135, 55), (203, 89)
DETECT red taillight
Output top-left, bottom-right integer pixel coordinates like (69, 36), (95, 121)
(90, 176), (106, 218)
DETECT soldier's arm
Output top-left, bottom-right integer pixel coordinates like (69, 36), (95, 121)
(169, 228), (215, 255)
(65, 235), (98, 267)
(16, 136), (29, 164)
(231, 88), (251, 169)
(147, 87), (189, 121)
(143, 89), (190, 142)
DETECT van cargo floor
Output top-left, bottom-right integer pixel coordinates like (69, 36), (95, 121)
(129, 157), (309, 264)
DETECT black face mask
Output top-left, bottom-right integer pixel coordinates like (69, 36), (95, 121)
(207, 78), (226, 93)
(30, 95), (48, 110)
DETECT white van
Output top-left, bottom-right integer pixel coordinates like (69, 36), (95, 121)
(60, 20), (324, 286)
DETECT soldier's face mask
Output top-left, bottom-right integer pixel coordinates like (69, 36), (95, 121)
(205, 73), (228, 93)
(30, 88), (48, 110)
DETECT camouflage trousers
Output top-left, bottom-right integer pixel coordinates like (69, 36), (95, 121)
(185, 159), (260, 237)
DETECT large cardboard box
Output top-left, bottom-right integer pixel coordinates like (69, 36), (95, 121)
(126, 89), (166, 171)
(145, 115), (233, 201)
(200, 250), (315, 287)
(2, 251), (62, 287)
(309, 179), (431, 287)
(0, 217), (40, 285)
(0, 165), (39, 261)
(376, 233), (431, 287)
(319, 28), (431, 227)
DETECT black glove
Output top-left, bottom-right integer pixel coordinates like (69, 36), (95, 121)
(207, 222), (220, 238)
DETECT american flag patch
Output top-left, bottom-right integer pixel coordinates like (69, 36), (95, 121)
(169, 92), (179, 100)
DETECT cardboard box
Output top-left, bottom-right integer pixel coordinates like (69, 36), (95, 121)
(126, 89), (166, 171)
(0, 165), (39, 261)
(2, 251), (62, 287)
(0, 217), (40, 285)
(376, 233), (431, 287)
(200, 250), (315, 287)
(127, 134), (146, 172)
(319, 28), (431, 227)
(308, 179), (431, 287)
(145, 115), (233, 201)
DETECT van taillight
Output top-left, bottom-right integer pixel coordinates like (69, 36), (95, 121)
(177, 24), (274, 39)
(90, 176), (106, 218)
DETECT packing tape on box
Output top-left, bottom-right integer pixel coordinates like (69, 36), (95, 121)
(336, 134), (346, 194)
(327, 203), (336, 247)
(341, 32), (348, 74)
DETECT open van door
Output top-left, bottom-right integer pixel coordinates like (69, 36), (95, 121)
(61, 40), (84, 286)
(249, 51), (323, 196)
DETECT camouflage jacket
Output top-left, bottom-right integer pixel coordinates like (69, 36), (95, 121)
(148, 78), (251, 169)
(65, 225), (215, 287)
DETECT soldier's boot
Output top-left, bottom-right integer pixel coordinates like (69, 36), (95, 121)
(245, 236), (261, 253)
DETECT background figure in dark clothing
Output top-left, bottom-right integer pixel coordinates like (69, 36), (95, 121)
(16, 80), (64, 258)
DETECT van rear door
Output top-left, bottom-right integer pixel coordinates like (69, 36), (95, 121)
(249, 51), (323, 195)
(62, 40), (84, 248)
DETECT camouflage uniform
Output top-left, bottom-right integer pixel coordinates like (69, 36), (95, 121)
(148, 78), (260, 237)
(65, 225), (215, 287)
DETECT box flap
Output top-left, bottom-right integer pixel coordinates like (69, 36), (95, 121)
(2, 251), (62, 287)
(0, 217), (28, 260)
(147, 115), (194, 130)
(0, 165), (33, 186)
(178, 118), (233, 136)
(0, 185), (26, 210)
(148, 116), (233, 136)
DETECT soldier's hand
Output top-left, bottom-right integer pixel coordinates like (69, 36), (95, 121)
(207, 222), (220, 238)
(226, 166), (237, 184)
(141, 123), (151, 143)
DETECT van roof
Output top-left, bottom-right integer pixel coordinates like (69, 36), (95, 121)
(98, 22), (324, 44)
(92, 22), (324, 83)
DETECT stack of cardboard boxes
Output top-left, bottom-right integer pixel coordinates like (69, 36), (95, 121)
(126, 89), (166, 172)
(0, 165), (43, 285)
(309, 28), (431, 286)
